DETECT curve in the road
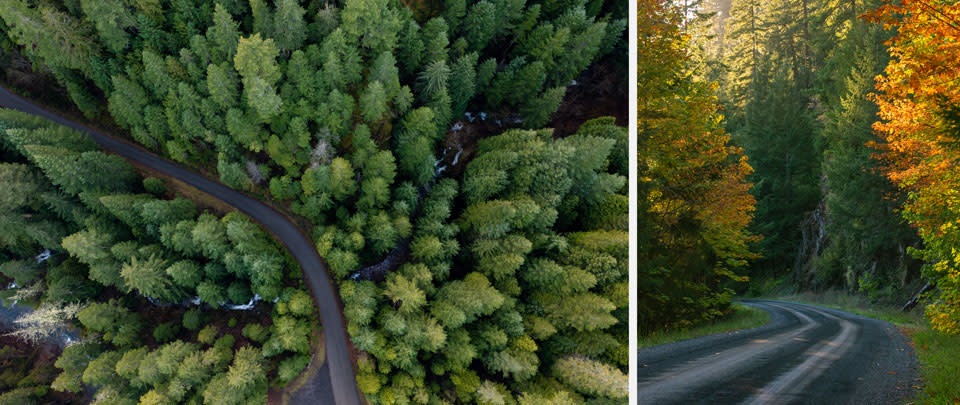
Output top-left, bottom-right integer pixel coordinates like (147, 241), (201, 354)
(0, 86), (360, 405)
(637, 300), (918, 405)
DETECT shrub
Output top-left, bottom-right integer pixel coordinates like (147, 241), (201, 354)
(241, 323), (269, 343)
(276, 354), (311, 385)
(215, 334), (236, 351)
(143, 177), (167, 195)
(198, 325), (218, 345)
(153, 322), (180, 343)
(183, 308), (205, 331)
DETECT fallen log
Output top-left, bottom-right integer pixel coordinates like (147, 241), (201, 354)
(901, 282), (933, 312)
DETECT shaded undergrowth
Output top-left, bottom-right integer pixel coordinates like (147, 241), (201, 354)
(639, 303), (770, 349)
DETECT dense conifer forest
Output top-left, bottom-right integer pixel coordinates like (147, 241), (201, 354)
(662, 0), (960, 336)
(0, 109), (316, 403)
(0, 0), (628, 403)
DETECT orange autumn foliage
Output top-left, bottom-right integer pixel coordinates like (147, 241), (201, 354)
(867, 0), (960, 334)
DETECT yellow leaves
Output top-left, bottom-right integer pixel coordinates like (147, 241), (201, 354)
(928, 300), (960, 335)
(871, 0), (960, 335)
(637, 0), (756, 332)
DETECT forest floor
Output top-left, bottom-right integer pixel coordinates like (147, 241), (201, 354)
(639, 303), (770, 349)
(0, 333), (83, 403)
(766, 290), (960, 404)
(549, 53), (628, 136)
(434, 52), (628, 184)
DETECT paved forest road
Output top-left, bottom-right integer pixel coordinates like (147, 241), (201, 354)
(637, 300), (919, 405)
(0, 87), (358, 405)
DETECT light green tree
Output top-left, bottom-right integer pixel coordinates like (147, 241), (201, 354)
(121, 255), (184, 302)
(359, 81), (388, 123)
(340, 0), (401, 55)
(552, 355), (627, 399)
(207, 62), (239, 108)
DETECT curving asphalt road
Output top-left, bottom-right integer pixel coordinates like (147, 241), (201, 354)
(637, 300), (919, 405)
(0, 86), (359, 404)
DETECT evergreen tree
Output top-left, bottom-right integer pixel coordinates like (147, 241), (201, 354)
(25, 146), (137, 195)
(465, 1), (498, 51)
(272, 0), (307, 52)
(340, 0), (401, 55)
(207, 62), (240, 109)
(121, 254), (184, 302)
(79, 0), (133, 54)
(52, 342), (100, 393)
(552, 355), (627, 399)
(207, 4), (240, 62)
(359, 81), (388, 123)
(520, 87), (566, 129)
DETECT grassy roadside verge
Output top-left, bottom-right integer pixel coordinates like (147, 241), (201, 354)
(910, 328), (960, 403)
(765, 291), (960, 404)
(768, 290), (924, 327)
(639, 303), (771, 349)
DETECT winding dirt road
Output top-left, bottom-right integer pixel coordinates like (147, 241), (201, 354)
(637, 300), (919, 404)
(0, 87), (357, 404)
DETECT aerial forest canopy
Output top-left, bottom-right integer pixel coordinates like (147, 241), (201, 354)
(0, 108), (318, 404)
(636, 0), (758, 333)
(0, 0), (627, 403)
(694, 0), (960, 334)
(344, 118), (629, 403)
